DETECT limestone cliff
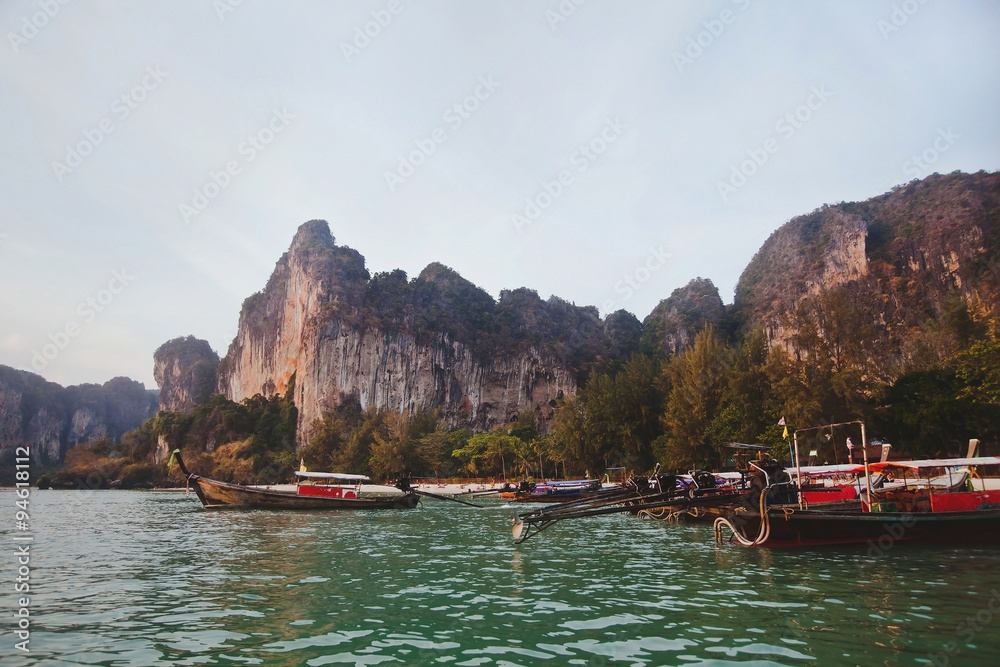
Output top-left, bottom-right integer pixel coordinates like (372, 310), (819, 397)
(162, 172), (998, 447)
(154, 336), (219, 412)
(216, 221), (594, 443)
(0, 366), (157, 465)
(735, 171), (1000, 366)
(641, 278), (726, 357)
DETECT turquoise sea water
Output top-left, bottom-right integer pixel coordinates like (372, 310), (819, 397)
(3, 490), (1000, 666)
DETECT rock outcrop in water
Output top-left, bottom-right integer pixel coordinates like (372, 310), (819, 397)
(0, 366), (157, 465)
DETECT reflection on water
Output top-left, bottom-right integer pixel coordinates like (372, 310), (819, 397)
(5, 490), (1000, 666)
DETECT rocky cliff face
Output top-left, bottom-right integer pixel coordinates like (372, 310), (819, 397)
(216, 221), (590, 443)
(0, 366), (157, 464)
(735, 171), (1000, 366)
(641, 278), (725, 357)
(158, 172), (999, 446)
(154, 336), (220, 412)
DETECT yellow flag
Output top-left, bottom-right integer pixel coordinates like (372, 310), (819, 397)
(782, 425), (789, 439)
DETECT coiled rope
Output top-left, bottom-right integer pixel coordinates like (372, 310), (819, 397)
(713, 485), (772, 546)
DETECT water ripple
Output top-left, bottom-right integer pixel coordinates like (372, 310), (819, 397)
(6, 490), (1000, 666)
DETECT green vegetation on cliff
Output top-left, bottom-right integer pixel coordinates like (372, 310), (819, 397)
(40, 172), (1000, 484)
(39, 379), (299, 489)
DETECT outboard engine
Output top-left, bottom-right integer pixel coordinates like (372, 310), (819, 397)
(746, 458), (793, 506)
(517, 480), (536, 493)
(652, 473), (677, 495)
(691, 470), (717, 490)
(626, 475), (650, 494)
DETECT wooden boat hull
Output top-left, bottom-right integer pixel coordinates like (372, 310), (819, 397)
(189, 475), (420, 510)
(728, 507), (1000, 547)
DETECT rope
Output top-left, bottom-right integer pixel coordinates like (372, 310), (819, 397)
(714, 485), (772, 547)
(637, 507), (672, 521)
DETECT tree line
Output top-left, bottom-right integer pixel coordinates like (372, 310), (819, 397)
(42, 290), (1000, 486)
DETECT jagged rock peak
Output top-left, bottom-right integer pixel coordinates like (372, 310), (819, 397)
(153, 336), (219, 413)
(604, 310), (642, 360)
(417, 261), (477, 291)
(641, 278), (724, 357)
(289, 219), (336, 252)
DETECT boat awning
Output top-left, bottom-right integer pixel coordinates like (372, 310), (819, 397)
(294, 471), (371, 481)
(866, 456), (1000, 472)
(543, 479), (598, 487)
(792, 464), (864, 476)
(792, 457), (1000, 476)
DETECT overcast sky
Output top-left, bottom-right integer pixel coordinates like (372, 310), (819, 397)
(2, 1), (998, 390)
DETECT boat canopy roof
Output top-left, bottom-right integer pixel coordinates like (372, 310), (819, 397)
(866, 456), (1000, 471)
(794, 463), (865, 476)
(294, 471), (371, 481)
(543, 479), (598, 487)
(792, 457), (1000, 476)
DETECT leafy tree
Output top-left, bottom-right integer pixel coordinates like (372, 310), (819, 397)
(953, 339), (1000, 405)
(613, 355), (663, 470)
(718, 329), (780, 443)
(299, 411), (347, 472)
(451, 432), (524, 479)
(659, 327), (730, 471)
(872, 368), (1000, 456)
(548, 396), (603, 475)
(368, 409), (440, 478)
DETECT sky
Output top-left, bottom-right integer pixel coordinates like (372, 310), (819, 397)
(1, 1), (999, 390)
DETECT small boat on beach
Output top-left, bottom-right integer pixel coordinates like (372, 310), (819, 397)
(501, 478), (603, 502)
(168, 450), (420, 510)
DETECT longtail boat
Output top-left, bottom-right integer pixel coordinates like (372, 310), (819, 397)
(500, 478), (604, 503)
(168, 450), (420, 510)
(714, 455), (1000, 547)
(510, 465), (748, 543)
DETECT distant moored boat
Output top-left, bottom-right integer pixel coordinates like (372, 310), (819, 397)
(168, 450), (420, 510)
